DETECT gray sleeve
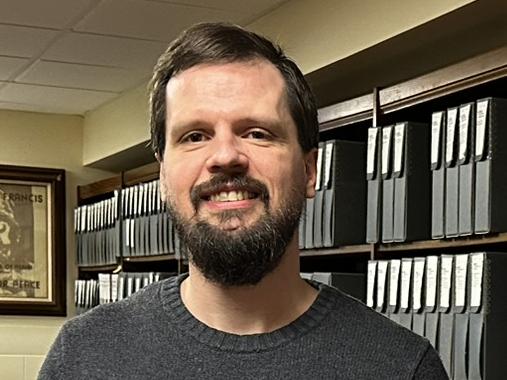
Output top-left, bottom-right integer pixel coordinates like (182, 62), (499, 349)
(37, 325), (67, 380)
(413, 344), (449, 380)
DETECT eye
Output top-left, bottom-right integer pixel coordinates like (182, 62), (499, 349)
(181, 131), (208, 143)
(0, 222), (7, 234)
(244, 129), (270, 140)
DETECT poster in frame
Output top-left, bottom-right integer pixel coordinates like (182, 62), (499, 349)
(0, 165), (66, 316)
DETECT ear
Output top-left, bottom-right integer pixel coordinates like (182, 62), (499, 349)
(303, 148), (318, 199)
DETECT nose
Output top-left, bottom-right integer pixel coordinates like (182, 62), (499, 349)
(205, 131), (249, 175)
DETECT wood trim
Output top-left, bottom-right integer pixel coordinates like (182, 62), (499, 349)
(79, 264), (119, 272)
(379, 46), (507, 113)
(379, 232), (507, 253)
(77, 176), (122, 203)
(123, 254), (176, 263)
(318, 93), (373, 125)
(123, 161), (159, 187)
(300, 244), (371, 257)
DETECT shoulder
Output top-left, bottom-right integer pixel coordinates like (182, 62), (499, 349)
(63, 277), (170, 339)
(316, 284), (441, 376)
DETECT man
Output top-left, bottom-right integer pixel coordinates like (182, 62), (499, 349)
(39, 23), (447, 379)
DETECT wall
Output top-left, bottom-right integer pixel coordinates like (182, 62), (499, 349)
(0, 110), (113, 380)
(81, 0), (474, 168)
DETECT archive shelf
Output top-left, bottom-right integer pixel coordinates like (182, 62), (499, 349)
(75, 45), (507, 273)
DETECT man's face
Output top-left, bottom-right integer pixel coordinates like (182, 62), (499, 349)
(159, 59), (316, 285)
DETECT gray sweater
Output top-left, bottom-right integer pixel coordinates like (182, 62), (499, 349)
(39, 275), (447, 379)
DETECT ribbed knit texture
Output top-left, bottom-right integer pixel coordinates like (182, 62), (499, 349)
(39, 274), (448, 379)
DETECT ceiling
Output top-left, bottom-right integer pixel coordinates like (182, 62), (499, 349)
(0, 0), (288, 115)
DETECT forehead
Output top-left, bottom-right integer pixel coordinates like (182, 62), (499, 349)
(164, 60), (290, 119)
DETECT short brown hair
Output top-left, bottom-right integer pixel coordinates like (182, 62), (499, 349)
(149, 22), (318, 159)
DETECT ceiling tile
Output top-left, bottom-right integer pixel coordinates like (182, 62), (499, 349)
(0, 0), (96, 29)
(43, 32), (167, 70)
(0, 25), (59, 58)
(146, 0), (287, 14)
(74, 0), (245, 41)
(16, 60), (146, 92)
(0, 57), (30, 80)
(0, 83), (117, 114)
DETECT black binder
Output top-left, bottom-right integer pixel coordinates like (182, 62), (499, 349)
(366, 260), (377, 310)
(437, 254), (454, 379)
(411, 257), (426, 337)
(468, 252), (507, 380)
(458, 102), (476, 236)
(424, 255), (439, 350)
(323, 140), (366, 246)
(392, 122), (431, 242)
(375, 260), (389, 315)
(381, 126), (394, 243)
(452, 254), (469, 380)
(474, 97), (507, 234)
(387, 259), (401, 324)
(398, 258), (413, 329)
(312, 142), (326, 248)
(366, 127), (382, 243)
(445, 107), (460, 238)
(431, 111), (447, 239)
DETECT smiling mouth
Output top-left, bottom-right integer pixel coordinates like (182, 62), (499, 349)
(202, 189), (258, 203)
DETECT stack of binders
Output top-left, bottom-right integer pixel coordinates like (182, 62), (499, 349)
(74, 191), (120, 266)
(300, 139), (366, 249)
(367, 252), (507, 379)
(121, 179), (180, 258)
(432, 97), (507, 239)
(367, 121), (431, 244)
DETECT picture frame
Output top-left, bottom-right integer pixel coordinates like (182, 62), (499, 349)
(0, 165), (66, 316)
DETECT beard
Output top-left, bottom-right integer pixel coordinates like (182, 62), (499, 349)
(166, 174), (305, 287)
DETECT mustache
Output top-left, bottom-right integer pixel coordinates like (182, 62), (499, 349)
(190, 174), (269, 210)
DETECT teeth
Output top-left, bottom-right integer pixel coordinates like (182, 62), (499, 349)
(210, 190), (252, 202)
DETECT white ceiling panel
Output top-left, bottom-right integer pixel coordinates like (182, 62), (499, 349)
(147, 0), (287, 14)
(0, 25), (59, 58)
(0, 0), (96, 29)
(0, 57), (30, 80)
(0, 83), (117, 114)
(43, 33), (167, 70)
(17, 60), (146, 92)
(74, 0), (245, 41)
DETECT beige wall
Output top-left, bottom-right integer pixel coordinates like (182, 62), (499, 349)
(81, 0), (474, 167)
(0, 110), (113, 380)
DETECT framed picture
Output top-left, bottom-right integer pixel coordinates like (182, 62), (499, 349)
(0, 165), (66, 316)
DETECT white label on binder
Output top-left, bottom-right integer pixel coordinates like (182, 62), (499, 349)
(470, 253), (485, 308)
(412, 258), (425, 311)
(367, 128), (378, 176)
(455, 254), (468, 308)
(315, 145), (324, 191)
(425, 256), (438, 308)
(400, 259), (412, 310)
(381, 126), (392, 176)
(475, 99), (489, 158)
(125, 219), (131, 248)
(431, 111), (443, 166)
(323, 141), (334, 188)
(377, 261), (388, 309)
(440, 255), (453, 308)
(367, 261), (377, 308)
(458, 104), (471, 161)
(446, 108), (458, 164)
(393, 123), (405, 174)
(389, 259), (401, 307)
(130, 218), (135, 248)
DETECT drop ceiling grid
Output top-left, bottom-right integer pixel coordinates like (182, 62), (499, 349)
(0, 0), (289, 114)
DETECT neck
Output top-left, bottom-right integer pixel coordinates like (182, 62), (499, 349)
(180, 236), (317, 335)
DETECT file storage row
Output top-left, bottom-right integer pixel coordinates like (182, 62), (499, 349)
(367, 252), (507, 380)
(74, 179), (183, 267)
